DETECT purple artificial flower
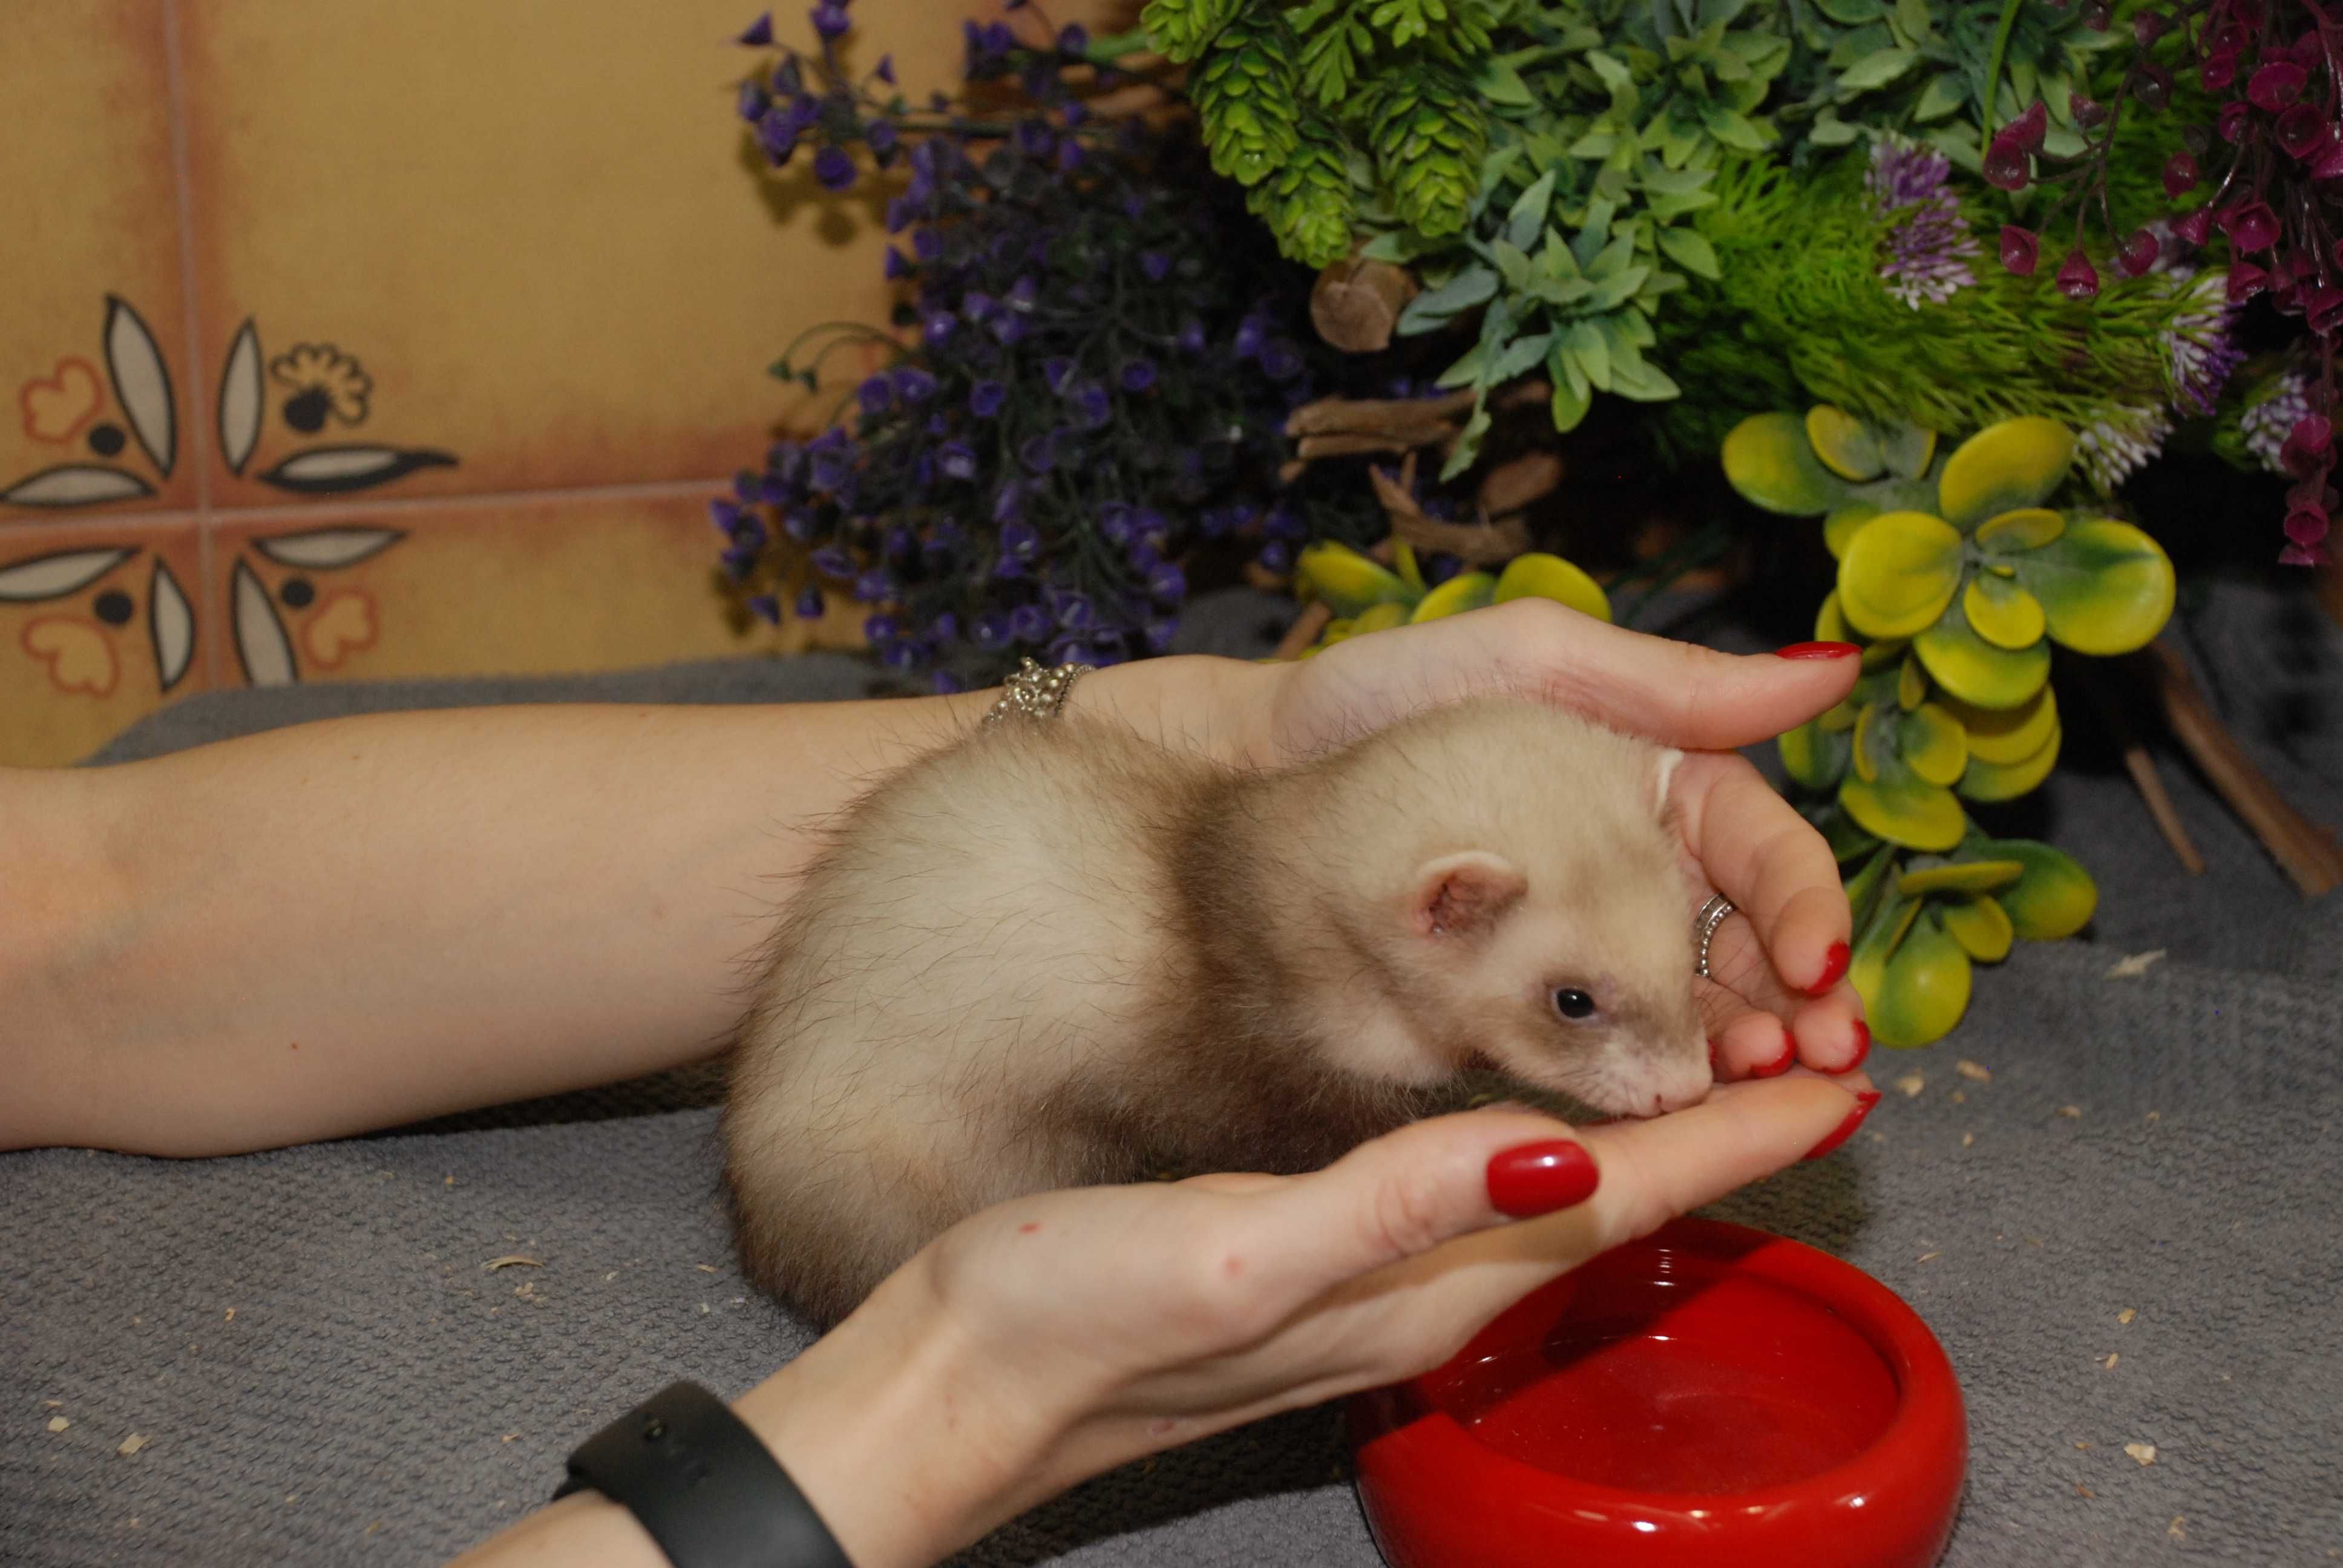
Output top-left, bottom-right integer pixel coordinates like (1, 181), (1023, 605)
(852, 569), (893, 604)
(962, 290), (997, 322)
(2000, 225), (2040, 276)
(1263, 504), (1303, 541)
(913, 227), (944, 261)
(875, 53), (895, 83)
(795, 586), (825, 620)
(1008, 275), (1038, 311)
(1259, 339), (1304, 381)
(1019, 430), (1060, 472)
(882, 524), (916, 560)
(756, 108), (801, 165)
(1868, 139), (1981, 305)
(970, 379), (1007, 417)
(865, 120), (899, 158)
(891, 366), (937, 403)
(1063, 100), (1089, 126)
(1056, 139), (1084, 174)
(748, 593), (781, 623)
(770, 57), (802, 98)
(1119, 359), (1157, 393)
(863, 613), (900, 643)
(811, 546), (857, 578)
(1058, 23), (1089, 54)
(709, 497), (744, 533)
(733, 469), (761, 502)
(719, 546), (756, 581)
(973, 613), (1011, 650)
(1008, 603), (1049, 642)
(931, 670), (966, 696)
(1056, 593), (1095, 631)
(1256, 540), (1292, 574)
(922, 310), (955, 347)
(1233, 313), (1267, 359)
(738, 79), (770, 122)
(1143, 616), (1178, 653)
(991, 314), (1027, 346)
(883, 246), (910, 280)
(1072, 384), (1112, 429)
(938, 442), (977, 480)
(1147, 563), (1187, 602)
(782, 509), (820, 543)
(994, 483), (1028, 526)
(736, 11), (774, 45)
(1139, 250), (1171, 282)
(1176, 317), (1206, 355)
(810, 2), (850, 41)
(1015, 119), (1056, 159)
(856, 375), (893, 415)
(814, 145), (857, 191)
(1044, 356), (1076, 394)
(2056, 247), (2100, 301)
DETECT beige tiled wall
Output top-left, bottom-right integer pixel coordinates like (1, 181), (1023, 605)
(1, 0), (1081, 764)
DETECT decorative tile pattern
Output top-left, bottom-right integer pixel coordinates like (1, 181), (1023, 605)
(0, 518), (207, 766)
(0, 2), (195, 518)
(174, 0), (968, 506)
(204, 492), (864, 690)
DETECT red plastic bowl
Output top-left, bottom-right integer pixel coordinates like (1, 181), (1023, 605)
(1349, 1218), (1965, 1568)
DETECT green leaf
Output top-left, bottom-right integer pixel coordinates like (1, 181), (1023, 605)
(1893, 0), (1936, 41)
(1912, 71), (1966, 120)
(2012, 518), (2178, 656)
(1396, 265), (1498, 335)
(1835, 47), (1918, 91)
(1654, 226), (1720, 279)
(1484, 330), (1554, 386)
(1608, 354), (1681, 401)
(1566, 319), (1611, 391)
(1981, 838), (2098, 940)
(1478, 56), (1536, 105)
(1699, 102), (1771, 150)
(1548, 348), (1594, 432)
(1506, 169), (1557, 250)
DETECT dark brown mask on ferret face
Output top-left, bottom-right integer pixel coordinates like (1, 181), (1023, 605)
(1385, 740), (1712, 1119)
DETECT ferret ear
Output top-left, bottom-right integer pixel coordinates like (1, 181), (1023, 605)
(1651, 746), (1685, 818)
(1409, 851), (1527, 940)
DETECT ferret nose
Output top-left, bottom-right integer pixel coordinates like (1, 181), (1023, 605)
(1649, 1063), (1714, 1117)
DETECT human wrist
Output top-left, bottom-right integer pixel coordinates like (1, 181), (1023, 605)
(734, 1286), (1070, 1568)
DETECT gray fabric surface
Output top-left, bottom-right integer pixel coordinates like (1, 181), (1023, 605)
(5, 582), (2339, 1566)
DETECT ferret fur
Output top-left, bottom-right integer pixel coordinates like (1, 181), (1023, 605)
(723, 696), (1708, 1327)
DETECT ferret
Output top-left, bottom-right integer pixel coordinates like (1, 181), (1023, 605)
(723, 696), (1710, 1328)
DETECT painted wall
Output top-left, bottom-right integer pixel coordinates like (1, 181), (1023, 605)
(0, 0), (1055, 764)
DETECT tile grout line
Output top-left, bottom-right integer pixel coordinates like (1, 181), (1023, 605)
(159, 0), (214, 523)
(195, 475), (737, 527)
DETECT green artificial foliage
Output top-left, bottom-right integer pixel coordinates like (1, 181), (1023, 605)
(1246, 114), (1359, 269)
(1191, 10), (1303, 188)
(1140, 0), (1248, 63)
(1365, 59), (1487, 237)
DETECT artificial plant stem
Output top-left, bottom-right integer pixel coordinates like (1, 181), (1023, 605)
(1979, 0), (2027, 163)
(1083, 28), (1158, 64)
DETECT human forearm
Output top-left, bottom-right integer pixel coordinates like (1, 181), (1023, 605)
(5, 655), (1276, 1155)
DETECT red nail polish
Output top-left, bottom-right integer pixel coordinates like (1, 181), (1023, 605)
(1804, 1090), (1884, 1160)
(1486, 1140), (1601, 1218)
(1775, 641), (1860, 660)
(1750, 1033), (1797, 1078)
(1823, 1020), (1870, 1075)
(1807, 940), (1851, 997)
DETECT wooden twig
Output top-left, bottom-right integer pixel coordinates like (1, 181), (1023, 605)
(2140, 639), (2343, 897)
(2077, 668), (2205, 877)
(1309, 255), (1420, 354)
(1273, 601), (1334, 661)
(1478, 449), (1564, 517)
(1367, 463), (1530, 565)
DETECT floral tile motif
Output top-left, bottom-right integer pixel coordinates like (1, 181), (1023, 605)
(0, 3), (192, 518)
(205, 491), (865, 690)
(0, 518), (206, 766)
(174, 0), (970, 506)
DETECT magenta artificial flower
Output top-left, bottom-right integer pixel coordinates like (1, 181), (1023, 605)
(2173, 206), (2215, 246)
(1983, 134), (2031, 191)
(2250, 59), (2309, 111)
(2117, 229), (2161, 276)
(2164, 151), (2202, 196)
(2221, 200), (2281, 251)
(2057, 247), (2100, 300)
(2000, 224), (2040, 275)
(2134, 64), (2175, 112)
(2005, 99), (2050, 150)
(2284, 504), (2331, 544)
(2202, 51), (2239, 92)
(2276, 103), (2334, 160)
(2281, 416), (2335, 474)
(2314, 143), (2343, 180)
(2228, 262), (2273, 301)
(2220, 99), (2252, 141)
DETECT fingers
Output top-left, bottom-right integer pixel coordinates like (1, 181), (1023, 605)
(1673, 753), (1854, 1002)
(1225, 1106), (1593, 1312)
(1697, 920), (1869, 1076)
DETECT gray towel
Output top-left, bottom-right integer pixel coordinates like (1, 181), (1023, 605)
(5, 581), (2338, 1566)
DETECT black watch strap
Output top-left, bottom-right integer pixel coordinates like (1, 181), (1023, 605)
(554, 1380), (854, 1568)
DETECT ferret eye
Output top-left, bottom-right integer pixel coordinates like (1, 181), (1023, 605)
(1552, 988), (1596, 1021)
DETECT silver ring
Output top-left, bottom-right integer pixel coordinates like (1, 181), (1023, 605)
(1695, 893), (1736, 979)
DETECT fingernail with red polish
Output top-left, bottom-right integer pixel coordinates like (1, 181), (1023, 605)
(1775, 641), (1860, 660)
(1807, 940), (1851, 997)
(1487, 1140), (1601, 1218)
(1803, 1090), (1884, 1161)
(1750, 1032), (1797, 1079)
(1823, 1020), (1870, 1075)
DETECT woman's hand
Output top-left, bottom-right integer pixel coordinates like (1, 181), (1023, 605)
(1233, 599), (1870, 1080)
(728, 1076), (1873, 1568)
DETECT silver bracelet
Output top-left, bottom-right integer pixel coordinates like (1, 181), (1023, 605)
(983, 657), (1095, 727)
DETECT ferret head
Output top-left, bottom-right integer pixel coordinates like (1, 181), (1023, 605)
(1342, 706), (1712, 1119)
